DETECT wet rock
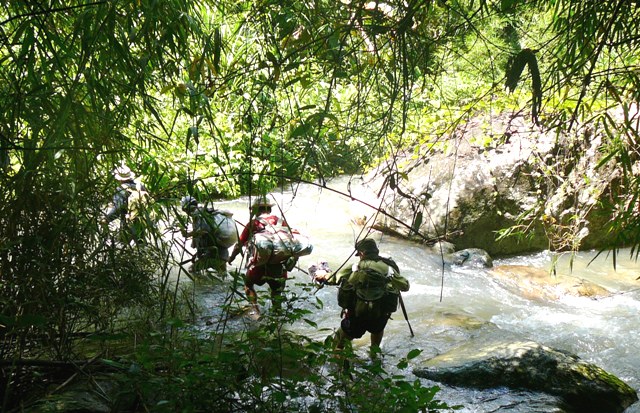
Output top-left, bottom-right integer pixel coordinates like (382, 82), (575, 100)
(430, 311), (486, 330)
(447, 248), (493, 268)
(414, 337), (638, 413)
(422, 244), (493, 268)
(427, 241), (456, 255)
(489, 264), (611, 300)
(357, 114), (621, 256)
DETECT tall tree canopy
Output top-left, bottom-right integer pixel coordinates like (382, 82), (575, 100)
(2, 0), (638, 197)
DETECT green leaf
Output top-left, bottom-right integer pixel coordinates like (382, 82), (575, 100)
(213, 27), (221, 73)
(18, 25), (35, 62)
(406, 348), (422, 360)
(411, 212), (423, 234)
(290, 122), (311, 138)
(166, 318), (185, 327)
(272, 390), (286, 403)
(17, 313), (48, 328)
(101, 359), (127, 369)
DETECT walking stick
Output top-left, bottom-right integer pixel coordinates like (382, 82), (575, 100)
(398, 293), (414, 337)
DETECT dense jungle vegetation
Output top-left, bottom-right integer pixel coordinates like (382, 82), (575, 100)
(1, 0), (639, 411)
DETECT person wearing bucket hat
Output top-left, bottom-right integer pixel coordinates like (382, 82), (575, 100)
(228, 195), (290, 315)
(250, 195), (274, 210)
(113, 164), (136, 182)
(327, 237), (409, 358)
(104, 162), (150, 244)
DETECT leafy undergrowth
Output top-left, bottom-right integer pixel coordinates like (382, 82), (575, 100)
(105, 317), (458, 413)
(21, 300), (459, 413)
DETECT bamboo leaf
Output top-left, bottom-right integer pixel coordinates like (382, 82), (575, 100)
(213, 26), (221, 74)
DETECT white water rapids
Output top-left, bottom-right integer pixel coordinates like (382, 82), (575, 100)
(179, 178), (640, 413)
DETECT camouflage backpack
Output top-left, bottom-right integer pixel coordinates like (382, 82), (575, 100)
(338, 263), (399, 319)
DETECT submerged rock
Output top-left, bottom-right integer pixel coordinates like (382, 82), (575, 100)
(489, 264), (611, 300)
(430, 311), (487, 330)
(414, 337), (638, 413)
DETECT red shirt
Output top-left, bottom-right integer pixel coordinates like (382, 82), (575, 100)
(238, 214), (287, 245)
(239, 213), (289, 282)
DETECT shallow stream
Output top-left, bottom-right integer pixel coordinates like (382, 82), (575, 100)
(180, 178), (640, 412)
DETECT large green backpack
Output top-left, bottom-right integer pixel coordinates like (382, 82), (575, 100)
(337, 266), (399, 319)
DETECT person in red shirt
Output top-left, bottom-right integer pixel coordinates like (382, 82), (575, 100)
(228, 196), (289, 314)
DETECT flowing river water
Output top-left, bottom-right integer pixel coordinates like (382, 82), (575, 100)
(177, 178), (640, 412)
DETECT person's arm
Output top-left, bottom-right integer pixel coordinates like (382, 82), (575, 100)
(181, 223), (196, 238)
(390, 267), (410, 292)
(314, 266), (352, 285)
(190, 211), (210, 237)
(228, 244), (242, 262)
(104, 189), (127, 222)
(181, 209), (203, 239)
(229, 219), (254, 262)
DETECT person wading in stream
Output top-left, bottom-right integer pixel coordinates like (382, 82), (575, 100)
(314, 238), (410, 358)
(228, 196), (292, 315)
(104, 163), (151, 245)
(180, 196), (232, 275)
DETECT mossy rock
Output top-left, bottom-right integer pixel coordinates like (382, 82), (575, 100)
(414, 336), (638, 413)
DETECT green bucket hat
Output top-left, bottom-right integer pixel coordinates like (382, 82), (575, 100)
(355, 238), (379, 256)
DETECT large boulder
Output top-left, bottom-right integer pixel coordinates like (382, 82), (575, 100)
(414, 336), (638, 413)
(357, 113), (621, 256)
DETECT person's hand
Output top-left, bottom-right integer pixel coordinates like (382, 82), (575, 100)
(228, 245), (242, 263)
(313, 270), (330, 284)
